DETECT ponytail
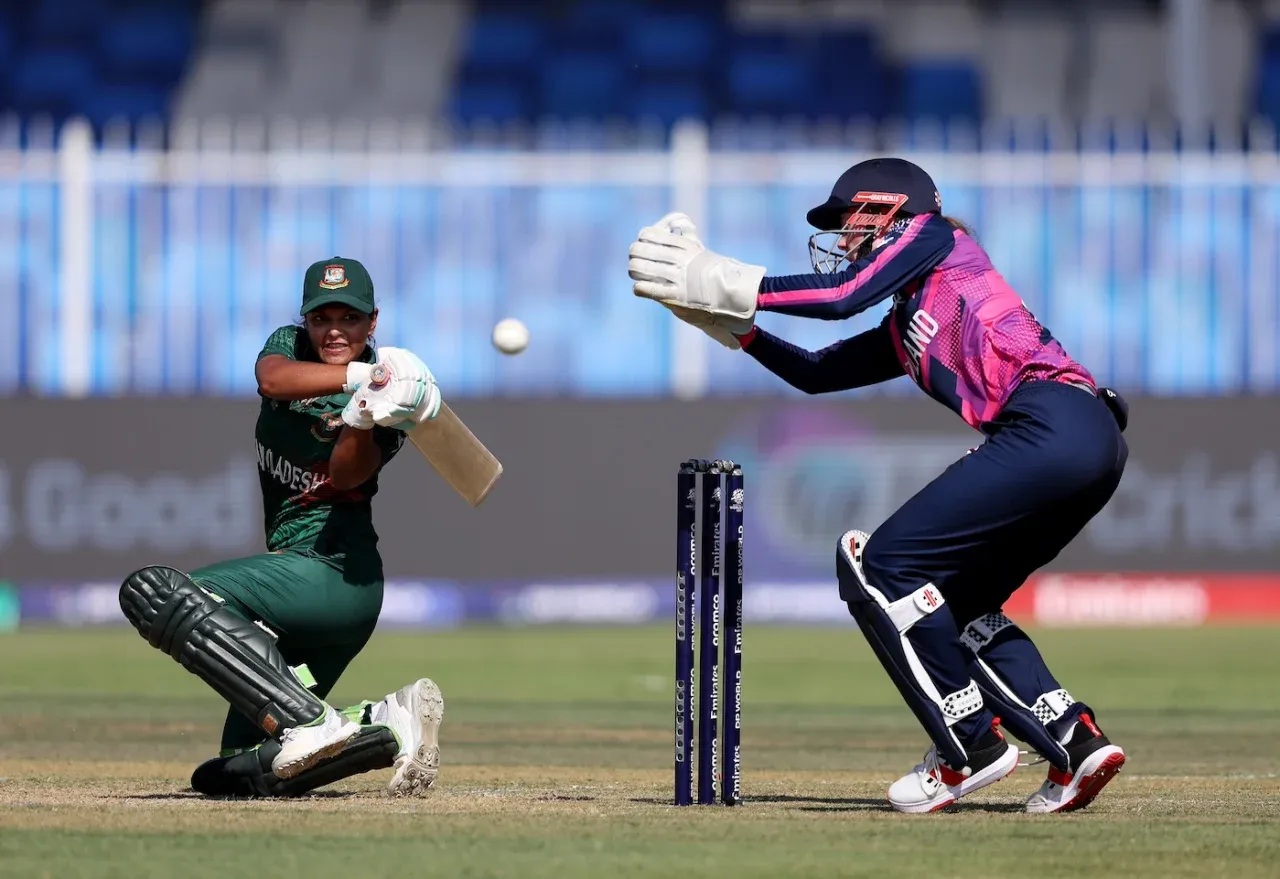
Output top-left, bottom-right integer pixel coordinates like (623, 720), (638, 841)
(941, 215), (975, 237)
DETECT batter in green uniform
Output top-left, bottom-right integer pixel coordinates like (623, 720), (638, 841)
(118, 257), (446, 798)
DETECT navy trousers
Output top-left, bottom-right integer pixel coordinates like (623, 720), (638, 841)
(847, 380), (1127, 755)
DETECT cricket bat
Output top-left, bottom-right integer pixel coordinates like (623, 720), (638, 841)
(365, 366), (503, 506)
(407, 401), (503, 506)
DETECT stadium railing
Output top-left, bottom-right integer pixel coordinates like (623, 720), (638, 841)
(2, 115), (1278, 398)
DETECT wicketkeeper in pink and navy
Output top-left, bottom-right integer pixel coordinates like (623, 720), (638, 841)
(629, 157), (1130, 814)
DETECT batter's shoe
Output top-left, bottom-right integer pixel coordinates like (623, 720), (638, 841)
(271, 706), (361, 779)
(382, 678), (445, 797)
(193, 727), (401, 798)
(1025, 712), (1125, 813)
(888, 720), (1019, 813)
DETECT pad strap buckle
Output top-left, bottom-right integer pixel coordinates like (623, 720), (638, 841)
(960, 612), (1016, 654)
(941, 681), (985, 724)
(1033, 688), (1075, 724)
(886, 584), (946, 633)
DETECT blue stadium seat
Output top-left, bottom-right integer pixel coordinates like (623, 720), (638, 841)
(0, 16), (13, 99)
(82, 81), (170, 129)
(1262, 28), (1280, 59)
(29, 0), (107, 44)
(629, 77), (710, 126)
(897, 63), (982, 123)
(556, 0), (639, 47)
(563, 0), (643, 30)
(472, 0), (538, 10)
(98, 6), (196, 81)
(727, 29), (793, 58)
(726, 51), (815, 116)
(450, 77), (532, 123)
(626, 12), (718, 73)
(811, 29), (885, 119)
(445, 7), (971, 127)
(817, 85), (886, 121)
(9, 48), (96, 115)
(462, 13), (544, 72)
(814, 28), (877, 74)
(540, 53), (627, 118)
(1256, 54), (1280, 122)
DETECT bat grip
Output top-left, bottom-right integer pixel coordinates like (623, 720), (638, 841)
(367, 364), (390, 389)
(358, 364), (390, 410)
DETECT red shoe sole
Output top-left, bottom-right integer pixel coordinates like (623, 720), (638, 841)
(1058, 751), (1126, 812)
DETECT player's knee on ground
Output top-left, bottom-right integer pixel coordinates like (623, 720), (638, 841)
(119, 565), (326, 736)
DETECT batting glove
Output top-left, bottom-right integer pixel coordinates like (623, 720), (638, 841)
(341, 388), (376, 430)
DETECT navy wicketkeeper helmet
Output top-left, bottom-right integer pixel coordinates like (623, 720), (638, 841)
(806, 157), (942, 273)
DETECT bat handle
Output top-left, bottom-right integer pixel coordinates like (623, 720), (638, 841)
(358, 364), (391, 410)
(367, 364), (390, 389)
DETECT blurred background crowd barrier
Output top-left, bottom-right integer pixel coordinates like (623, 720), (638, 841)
(8, 118), (1280, 398)
(2, 0), (1278, 628)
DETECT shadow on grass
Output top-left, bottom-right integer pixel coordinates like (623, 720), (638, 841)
(629, 794), (1026, 814)
(628, 795), (883, 809)
(120, 790), (359, 801)
(748, 794), (879, 805)
(796, 801), (1026, 814)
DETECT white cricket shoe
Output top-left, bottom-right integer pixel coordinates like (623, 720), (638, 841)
(271, 706), (361, 779)
(1025, 712), (1126, 813)
(382, 678), (445, 797)
(888, 729), (1019, 813)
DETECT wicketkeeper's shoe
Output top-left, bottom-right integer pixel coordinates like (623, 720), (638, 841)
(271, 706), (361, 779)
(382, 678), (445, 797)
(888, 721), (1019, 813)
(1025, 712), (1126, 813)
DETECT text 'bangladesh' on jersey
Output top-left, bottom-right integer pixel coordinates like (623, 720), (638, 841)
(255, 326), (404, 567)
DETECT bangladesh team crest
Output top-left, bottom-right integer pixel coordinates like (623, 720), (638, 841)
(319, 264), (348, 289)
(310, 411), (345, 442)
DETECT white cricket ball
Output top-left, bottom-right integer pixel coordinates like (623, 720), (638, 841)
(491, 317), (529, 355)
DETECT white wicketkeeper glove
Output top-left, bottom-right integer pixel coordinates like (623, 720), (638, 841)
(664, 303), (748, 351)
(629, 212), (764, 338)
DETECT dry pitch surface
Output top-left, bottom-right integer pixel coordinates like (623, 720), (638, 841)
(1, 627), (1277, 878)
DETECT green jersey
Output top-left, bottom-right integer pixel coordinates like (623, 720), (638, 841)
(254, 326), (404, 577)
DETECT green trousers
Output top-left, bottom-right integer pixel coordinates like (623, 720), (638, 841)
(190, 550), (385, 752)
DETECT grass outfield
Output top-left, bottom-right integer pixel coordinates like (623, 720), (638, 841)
(1, 626), (1277, 878)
